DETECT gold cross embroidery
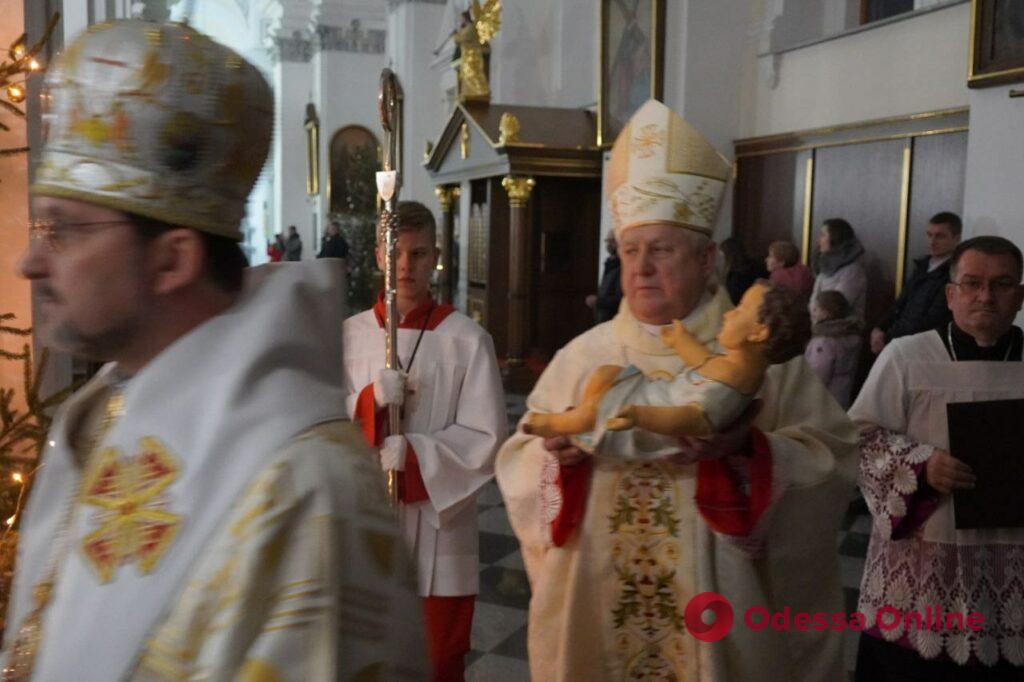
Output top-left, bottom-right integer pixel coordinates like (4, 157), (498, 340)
(79, 437), (182, 583)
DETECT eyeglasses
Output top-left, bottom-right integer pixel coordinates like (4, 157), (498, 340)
(950, 277), (1021, 297)
(28, 219), (133, 252)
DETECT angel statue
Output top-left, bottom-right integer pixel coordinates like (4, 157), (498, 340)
(453, 0), (501, 102)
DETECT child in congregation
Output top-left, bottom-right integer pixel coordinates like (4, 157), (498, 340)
(766, 240), (814, 307)
(805, 289), (862, 408)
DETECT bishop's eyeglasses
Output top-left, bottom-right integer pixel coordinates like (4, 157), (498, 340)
(28, 219), (133, 252)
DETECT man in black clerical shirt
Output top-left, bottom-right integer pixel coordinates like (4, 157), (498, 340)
(937, 235), (1024, 361)
(850, 235), (1024, 681)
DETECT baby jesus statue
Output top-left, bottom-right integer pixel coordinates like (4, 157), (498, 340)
(522, 283), (809, 460)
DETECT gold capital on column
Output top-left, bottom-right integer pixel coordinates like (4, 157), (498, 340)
(435, 185), (458, 211)
(502, 176), (535, 207)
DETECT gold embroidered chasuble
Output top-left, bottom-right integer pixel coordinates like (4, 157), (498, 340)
(131, 421), (425, 681)
(496, 289), (859, 681)
(1, 262), (427, 681)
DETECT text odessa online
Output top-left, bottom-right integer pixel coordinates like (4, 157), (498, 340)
(742, 605), (985, 633)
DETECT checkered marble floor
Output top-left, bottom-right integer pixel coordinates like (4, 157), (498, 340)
(466, 394), (872, 680)
(464, 394), (532, 680)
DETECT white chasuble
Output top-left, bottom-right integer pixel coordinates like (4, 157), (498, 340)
(3, 262), (425, 680)
(496, 289), (859, 682)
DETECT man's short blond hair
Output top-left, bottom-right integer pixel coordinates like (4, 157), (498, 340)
(377, 201), (437, 245)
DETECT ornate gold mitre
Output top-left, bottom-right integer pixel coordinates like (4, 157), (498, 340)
(605, 99), (732, 238)
(32, 20), (273, 240)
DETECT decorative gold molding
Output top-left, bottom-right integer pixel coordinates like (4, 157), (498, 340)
(597, 0), (666, 147)
(498, 112), (521, 145)
(502, 175), (535, 207)
(895, 142), (913, 297)
(304, 104), (320, 196)
(801, 154), (814, 266)
(968, 0), (980, 82)
(735, 126), (969, 159)
(436, 102), (602, 159)
(460, 122), (470, 159)
(435, 185), (459, 211)
(596, 1), (604, 147)
(735, 107), (969, 148)
(967, 0), (1024, 88)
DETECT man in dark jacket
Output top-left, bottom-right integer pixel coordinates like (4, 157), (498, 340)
(870, 212), (962, 354)
(284, 225), (303, 261)
(586, 233), (622, 323)
(318, 221), (349, 259)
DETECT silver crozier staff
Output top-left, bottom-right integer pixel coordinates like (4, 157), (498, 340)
(376, 68), (404, 509)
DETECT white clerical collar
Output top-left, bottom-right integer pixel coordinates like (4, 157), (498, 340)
(639, 321), (672, 337)
(636, 292), (714, 336)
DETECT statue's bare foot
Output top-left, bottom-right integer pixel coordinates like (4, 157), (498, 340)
(522, 412), (556, 437)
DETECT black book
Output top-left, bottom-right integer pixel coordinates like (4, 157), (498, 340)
(949, 398), (1024, 529)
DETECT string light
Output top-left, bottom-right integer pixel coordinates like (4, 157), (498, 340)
(5, 84), (25, 103)
(0, 12), (59, 111)
(1, 464), (39, 541)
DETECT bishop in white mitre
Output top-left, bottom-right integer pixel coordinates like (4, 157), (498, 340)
(495, 100), (859, 681)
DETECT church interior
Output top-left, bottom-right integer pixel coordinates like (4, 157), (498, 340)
(1, 1), (1023, 679)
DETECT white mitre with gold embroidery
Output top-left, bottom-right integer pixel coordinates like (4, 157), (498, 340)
(605, 99), (732, 238)
(32, 20), (272, 240)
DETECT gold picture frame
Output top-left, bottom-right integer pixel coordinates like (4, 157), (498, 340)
(598, 0), (666, 147)
(968, 0), (1024, 88)
(304, 103), (320, 195)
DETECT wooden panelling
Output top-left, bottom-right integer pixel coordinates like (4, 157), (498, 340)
(734, 112), (969, 401)
(811, 138), (906, 330)
(733, 151), (807, 263)
(528, 178), (601, 361)
(486, 177), (510, 358)
(905, 131), (968, 279)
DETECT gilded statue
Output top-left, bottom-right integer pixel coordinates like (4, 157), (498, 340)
(454, 0), (501, 102)
(498, 112), (520, 145)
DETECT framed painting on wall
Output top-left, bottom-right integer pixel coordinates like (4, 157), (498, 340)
(328, 125), (380, 216)
(969, 0), (1024, 88)
(598, 0), (666, 147)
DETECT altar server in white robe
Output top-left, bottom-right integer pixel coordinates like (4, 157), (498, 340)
(495, 99), (859, 682)
(1, 20), (424, 681)
(343, 201), (507, 681)
(850, 236), (1024, 679)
